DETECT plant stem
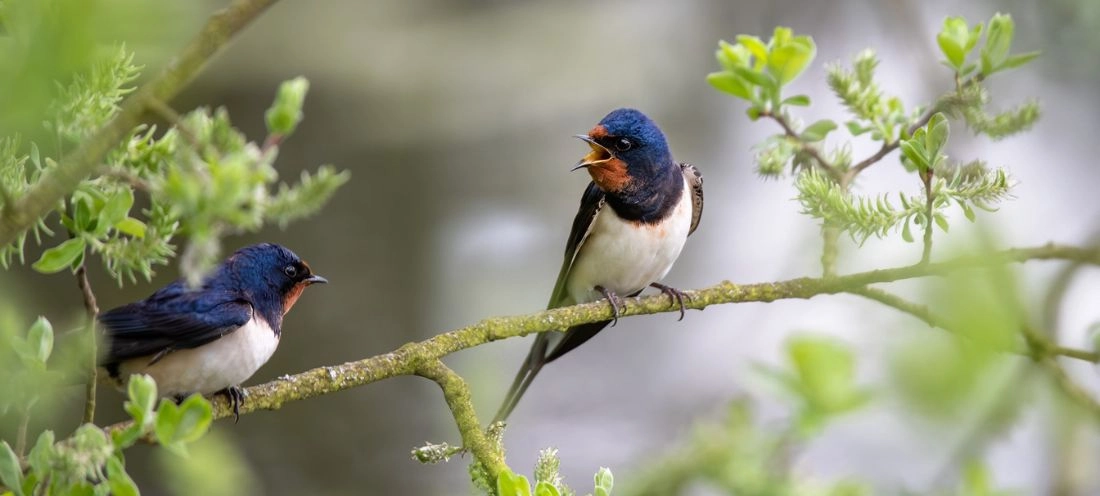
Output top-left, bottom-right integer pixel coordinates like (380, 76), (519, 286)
(920, 169), (935, 264)
(76, 262), (100, 424)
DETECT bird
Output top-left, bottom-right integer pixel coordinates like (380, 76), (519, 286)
(97, 243), (327, 421)
(492, 108), (703, 424)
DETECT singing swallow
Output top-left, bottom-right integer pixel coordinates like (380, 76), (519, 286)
(98, 243), (326, 420)
(493, 108), (703, 423)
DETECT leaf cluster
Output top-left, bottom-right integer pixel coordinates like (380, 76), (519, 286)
(0, 317), (212, 496)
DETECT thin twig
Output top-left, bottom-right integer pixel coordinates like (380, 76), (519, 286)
(76, 262), (100, 424)
(97, 242), (1100, 432)
(15, 405), (31, 456)
(920, 170), (935, 264)
(761, 111), (842, 183)
(415, 359), (507, 480)
(0, 0), (281, 247)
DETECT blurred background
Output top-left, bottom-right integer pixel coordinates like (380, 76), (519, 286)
(4, 0), (1100, 494)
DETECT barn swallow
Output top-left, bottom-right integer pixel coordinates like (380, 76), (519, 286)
(493, 108), (703, 423)
(98, 243), (326, 421)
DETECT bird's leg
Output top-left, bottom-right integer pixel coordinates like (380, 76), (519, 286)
(216, 386), (247, 423)
(650, 282), (690, 321)
(594, 285), (623, 326)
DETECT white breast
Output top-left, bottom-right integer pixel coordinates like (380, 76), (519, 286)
(564, 177), (693, 305)
(116, 317), (280, 396)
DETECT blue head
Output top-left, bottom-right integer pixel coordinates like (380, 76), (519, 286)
(574, 108), (675, 193)
(218, 243), (327, 317)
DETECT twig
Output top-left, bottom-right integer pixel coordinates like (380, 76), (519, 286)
(760, 111), (842, 183)
(97, 241), (1100, 433)
(15, 405), (31, 456)
(920, 169), (935, 264)
(415, 359), (507, 480)
(0, 0), (281, 247)
(75, 262), (100, 424)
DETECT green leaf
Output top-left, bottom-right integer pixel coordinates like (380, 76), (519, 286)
(731, 66), (775, 90)
(0, 442), (23, 496)
(496, 470), (532, 496)
(981, 13), (1015, 74)
(845, 121), (870, 136)
(960, 201), (976, 222)
(767, 36), (816, 85)
(801, 119), (837, 142)
(593, 467), (614, 496)
(106, 456), (139, 496)
(156, 394), (213, 453)
(924, 113), (949, 159)
(534, 481), (560, 496)
(1001, 51), (1039, 70)
(32, 237), (85, 273)
(174, 395), (213, 443)
(781, 94), (810, 107)
(715, 40), (750, 71)
(706, 72), (753, 101)
(265, 76), (310, 136)
(936, 16), (970, 69)
(900, 140), (929, 173)
(736, 34), (768, 63)
(787, 336), (868, 416)
(901, 218), (915, 243)
(934, 212), (950, 232)
(27, 316), (53, 364)
(124, 374), (158, 430)
(114, 217), (147, 238)
(100, 188), (135, 231)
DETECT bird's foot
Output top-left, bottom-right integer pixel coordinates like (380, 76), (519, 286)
(595, 285), (623, 326)
(217, 385), (247, 424)
(650, 282), (690, 321)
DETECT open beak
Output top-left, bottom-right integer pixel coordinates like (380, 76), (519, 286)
(571, 134), (613, 171)
(305, 274), (328, 285)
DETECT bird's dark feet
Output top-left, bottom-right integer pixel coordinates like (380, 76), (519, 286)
(595, 285), (623, 326)
(650, 282), (690, 321)
(217, 385), (247, 424)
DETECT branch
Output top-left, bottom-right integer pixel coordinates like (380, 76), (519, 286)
(97, 241), (1100, 443)
(848, 286), (1100, 362)
(760, 111), (842, 183)
(415, 359), (507, 479)
(76, 261), (100, 424)
(0, 0), (280, 247)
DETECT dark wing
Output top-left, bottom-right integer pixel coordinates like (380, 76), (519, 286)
(546, 181), (606, 308)
(98, 283), (253, 366)
(680, 162), (703, 236)
(492, 182), (606, 423)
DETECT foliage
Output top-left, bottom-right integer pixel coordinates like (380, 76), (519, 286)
(708, 13), (1037, 250)
(0, 317), (212, 496)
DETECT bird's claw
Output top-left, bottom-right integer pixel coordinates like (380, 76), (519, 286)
(595, 285), (623, 326)
(650, 282), (690, 321)
(218, 385), (247, 423)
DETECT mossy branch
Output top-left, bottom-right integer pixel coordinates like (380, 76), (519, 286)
(416, 359), (508, 480)
(0, 0), (280, 247)
(102, 241), (1100, 474)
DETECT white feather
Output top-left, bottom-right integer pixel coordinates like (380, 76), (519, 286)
(115, 317), (280, 396)
(563, 176), (693, 305)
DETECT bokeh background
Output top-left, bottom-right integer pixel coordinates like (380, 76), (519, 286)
(5, 0), (1100, 494)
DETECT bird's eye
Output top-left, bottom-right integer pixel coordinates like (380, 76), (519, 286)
(283, 265), (298, 278)
(615, 137), (633, 152)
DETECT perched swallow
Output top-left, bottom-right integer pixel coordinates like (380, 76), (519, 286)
(493, 108), (703, 423)
(98, 243), (326, 420)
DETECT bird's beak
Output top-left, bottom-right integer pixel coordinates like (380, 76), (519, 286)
(305, 274), (328, 285)
(571, 134), (612, 172)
